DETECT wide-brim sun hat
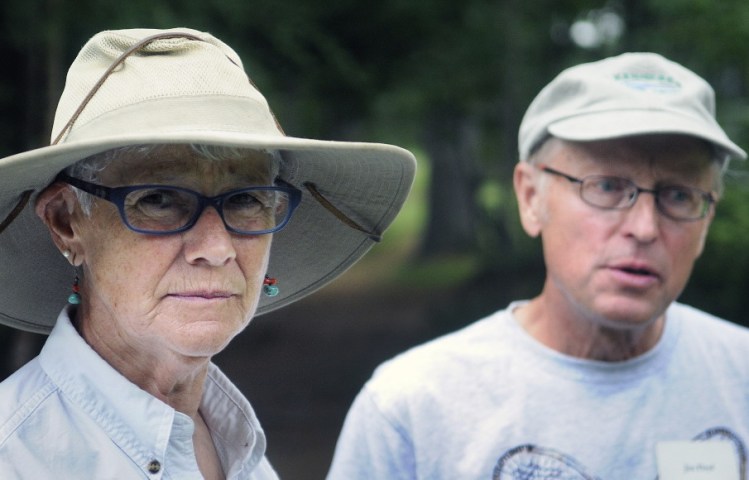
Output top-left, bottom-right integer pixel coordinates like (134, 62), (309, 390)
(0, 28), (416, 334)
(518, 52), (746, 162)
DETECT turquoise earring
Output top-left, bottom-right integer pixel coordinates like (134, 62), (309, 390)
(63, 250), (81, 305)
(68, 276), (81, 305)
(263, 275), (279, 297)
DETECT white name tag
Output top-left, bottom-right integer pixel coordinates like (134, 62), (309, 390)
(656, 441), (738, 480)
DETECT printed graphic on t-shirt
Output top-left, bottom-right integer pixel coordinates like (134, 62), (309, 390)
(492, 427), (746, 480)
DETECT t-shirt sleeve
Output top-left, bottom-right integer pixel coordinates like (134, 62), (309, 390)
(326, 386), (417, 480)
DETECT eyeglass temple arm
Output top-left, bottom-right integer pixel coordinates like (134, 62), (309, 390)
(55, 172), (112, 200)
(536, 164), (583, 184)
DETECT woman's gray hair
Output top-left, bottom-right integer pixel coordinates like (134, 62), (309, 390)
(65, 144), (282, 215)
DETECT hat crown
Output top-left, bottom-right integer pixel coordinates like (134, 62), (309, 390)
(552, 53), (713, 114)
(518, 52), (745, 161)
(52, 28), (280, 145)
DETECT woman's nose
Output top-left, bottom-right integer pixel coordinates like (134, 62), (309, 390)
(182, 206), (237, 266)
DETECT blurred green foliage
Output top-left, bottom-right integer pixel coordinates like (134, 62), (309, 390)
(1, 0), (749, 325)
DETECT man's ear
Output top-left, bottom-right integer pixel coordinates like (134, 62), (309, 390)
(514, 162), (543, 238)
(694, 205), (716, 259)
(35, 183), (83, 262)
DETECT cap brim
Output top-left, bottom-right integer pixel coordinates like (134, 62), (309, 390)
(0, 132), (416, 333)
(548, 110), (747, 160)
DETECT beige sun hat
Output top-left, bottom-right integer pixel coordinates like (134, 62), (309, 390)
(518, 52), (746, 162)
(0, 28), (416, 334)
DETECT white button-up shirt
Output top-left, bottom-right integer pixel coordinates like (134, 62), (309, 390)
(0, 308), (279, 479)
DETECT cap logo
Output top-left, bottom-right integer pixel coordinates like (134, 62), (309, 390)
(614, 72), (681, 94)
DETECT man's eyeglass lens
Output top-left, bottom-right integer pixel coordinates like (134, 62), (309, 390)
(538, 165), (713, 221)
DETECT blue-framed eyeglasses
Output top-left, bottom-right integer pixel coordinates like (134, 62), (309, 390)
(56, 172), (302, 235)
(537, 164), (716, 221)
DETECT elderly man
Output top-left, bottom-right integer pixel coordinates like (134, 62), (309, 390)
(327, 53), (749, 479)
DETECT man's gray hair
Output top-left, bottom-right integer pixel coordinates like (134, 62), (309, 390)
(527, 135), (727, 195)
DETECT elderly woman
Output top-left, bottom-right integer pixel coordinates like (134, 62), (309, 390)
(0, 29), (415, 479)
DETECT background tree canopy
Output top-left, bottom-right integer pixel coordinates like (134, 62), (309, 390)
(3, 1), (749, 318)
(2, 1), (749, 476)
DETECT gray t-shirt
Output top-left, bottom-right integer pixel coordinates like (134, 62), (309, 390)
(327, 302), (749, 480)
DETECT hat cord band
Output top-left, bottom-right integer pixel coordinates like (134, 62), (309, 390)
(0, 190), (33, 235)
(52, 32), (206, 146)
(5, 34), (204, 237)
(52, 31), (287, 145)
(303, 182), (381, 242)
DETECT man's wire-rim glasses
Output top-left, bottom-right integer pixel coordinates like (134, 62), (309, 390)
(536, 164), (716, 221)
(56, 172), (302, 235)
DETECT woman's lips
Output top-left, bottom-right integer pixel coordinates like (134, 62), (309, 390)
(167, 291), (234, 300)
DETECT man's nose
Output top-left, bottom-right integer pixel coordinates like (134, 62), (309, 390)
(621, 190), (660, 243)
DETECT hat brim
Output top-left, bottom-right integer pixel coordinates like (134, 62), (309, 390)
(548, 110), (747, 160)
(0, 132), (416, 334)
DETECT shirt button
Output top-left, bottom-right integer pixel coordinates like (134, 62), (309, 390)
(147, 460), (162, 474)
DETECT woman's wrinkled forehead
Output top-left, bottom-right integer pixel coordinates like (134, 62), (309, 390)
(98, 144), (278, 185)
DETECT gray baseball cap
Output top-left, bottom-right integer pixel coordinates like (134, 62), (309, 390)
(518, 52), (746, 161)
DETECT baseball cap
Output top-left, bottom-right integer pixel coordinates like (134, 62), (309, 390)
(518, 52), (745, 161)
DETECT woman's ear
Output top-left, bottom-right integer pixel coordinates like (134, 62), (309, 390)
(35, 183), (83, 261)
(513, 162), (543, 238)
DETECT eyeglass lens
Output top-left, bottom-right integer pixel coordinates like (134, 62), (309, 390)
(123, 187), (290, 233)
(580, 176), (708, 220)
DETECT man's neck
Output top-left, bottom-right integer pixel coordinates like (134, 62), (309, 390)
(513, 296), (666, 361)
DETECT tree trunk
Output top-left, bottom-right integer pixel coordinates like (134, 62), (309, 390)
(420, 105), (480, 258)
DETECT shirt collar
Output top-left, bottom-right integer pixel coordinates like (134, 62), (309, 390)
(38, 307), (268, 477)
